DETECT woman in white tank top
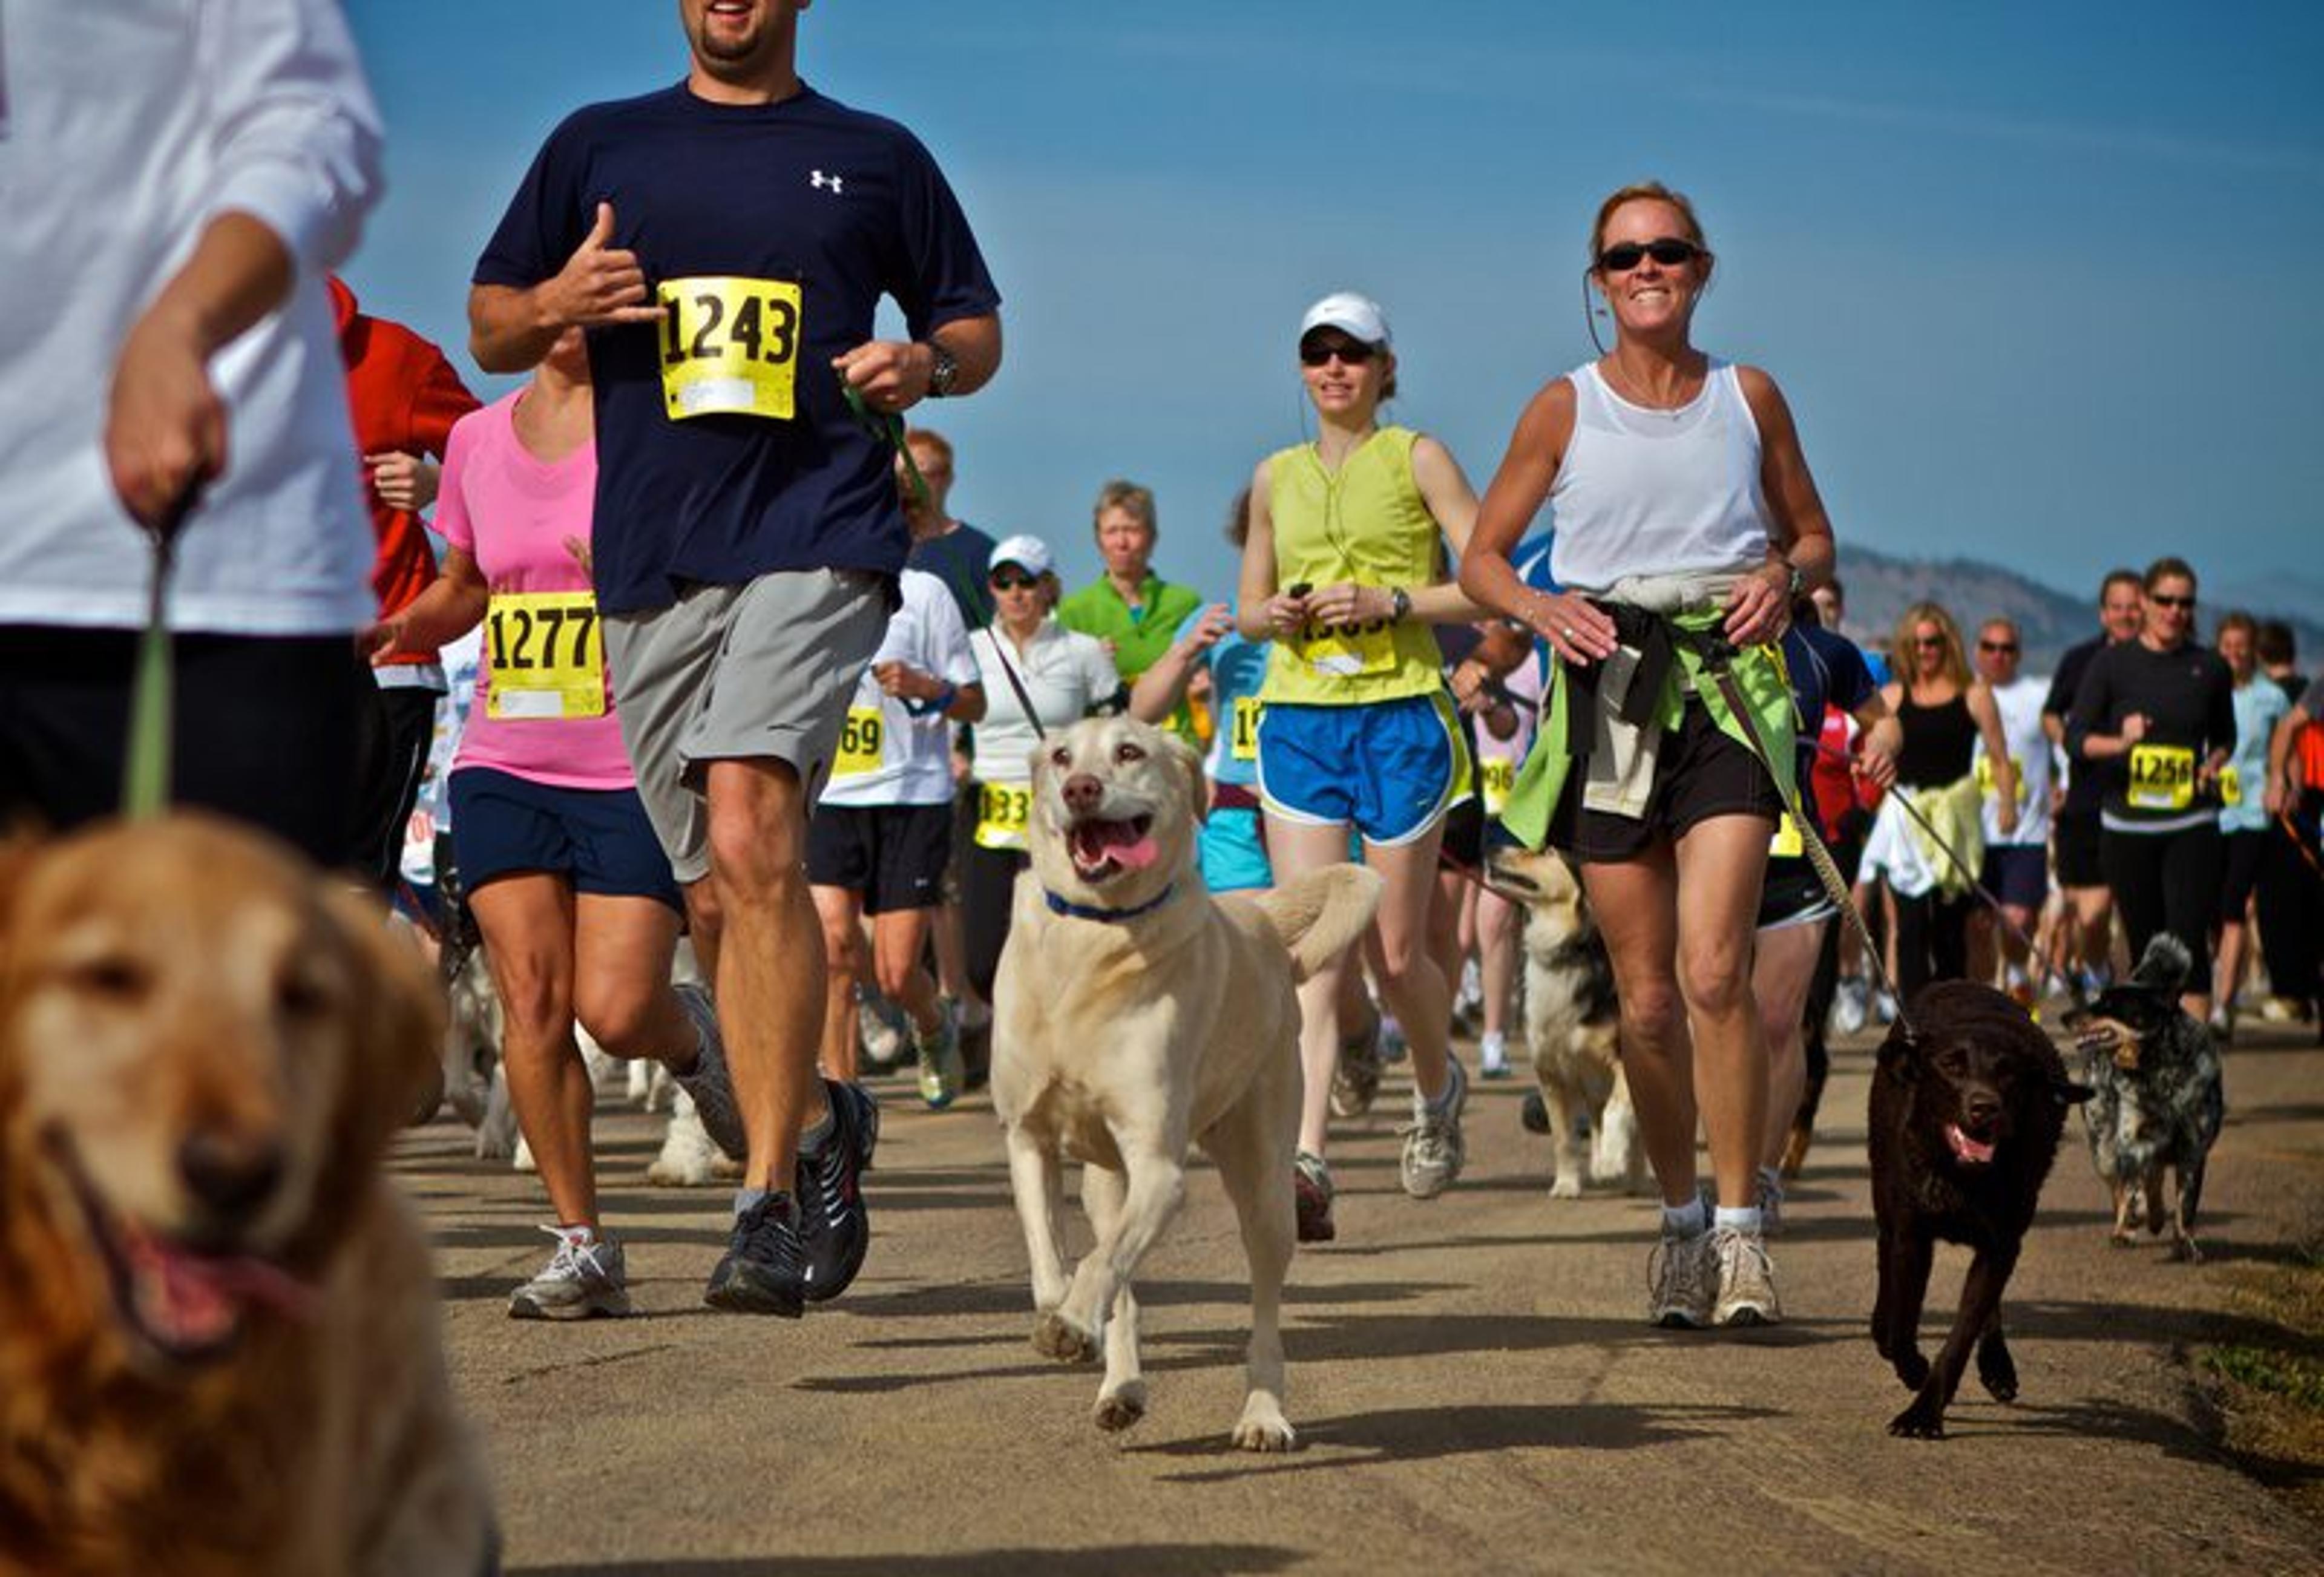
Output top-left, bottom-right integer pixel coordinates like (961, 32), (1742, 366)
(1457, 182), (1839, 1332)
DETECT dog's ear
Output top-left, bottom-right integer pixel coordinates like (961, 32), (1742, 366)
(1875, 1027), (1920, 1083)
(1159, 730), (1207, 825)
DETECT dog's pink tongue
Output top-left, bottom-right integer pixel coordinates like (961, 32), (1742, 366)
(1945, 1124), (1996, 1166)
(1079, 819), (1159, 871)
(127, 1229), (320, 1348)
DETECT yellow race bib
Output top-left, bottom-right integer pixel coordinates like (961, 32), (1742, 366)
(484, 591), (604, 721)
(1769, 811), (1804, 859)
(657, 276), (803, 421)
(974, 781), (1032, 851)
(1974, 752), (2028, 807)
(832, 707), (885, 780)
(2127, 743), (2196, 811)
(1296, 618), (1396, 680)
(1480, 756), (1516, 818)
(1230, 696), (1263, 762)
(2220, 766), (2242, 807)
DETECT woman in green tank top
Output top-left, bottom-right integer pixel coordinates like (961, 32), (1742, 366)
(1233, 291), (1488, 1242)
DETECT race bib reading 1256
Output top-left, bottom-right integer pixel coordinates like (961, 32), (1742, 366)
(658, 276), (802, 421)
(2127, 743), (2196, 811)
(485, 591), (604, 721)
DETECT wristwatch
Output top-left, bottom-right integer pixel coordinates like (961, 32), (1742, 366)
(1782, 561), (1805, 598)
(1389, 586), (1412, 623)
(925, 342), (959, 399)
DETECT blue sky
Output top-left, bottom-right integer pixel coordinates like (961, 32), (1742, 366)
(345, 1), (2324, 617)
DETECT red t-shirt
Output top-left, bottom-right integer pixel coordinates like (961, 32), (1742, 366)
(332, 277), (481, 667)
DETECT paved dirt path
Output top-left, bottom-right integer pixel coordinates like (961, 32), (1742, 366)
(405, 1014), (2324, 1575)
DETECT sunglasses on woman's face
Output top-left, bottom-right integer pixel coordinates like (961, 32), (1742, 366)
(1597, 237), (1702, 273)
(1914, 634), (1946, 649)
(1299, 339), (1376, 367)
(990, 570), (1039, 591)
(2150, 592), (2196, 611)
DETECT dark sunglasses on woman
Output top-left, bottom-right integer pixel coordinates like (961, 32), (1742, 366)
(1597, 237), (1703, 273)
(990, 569), (1039, 591)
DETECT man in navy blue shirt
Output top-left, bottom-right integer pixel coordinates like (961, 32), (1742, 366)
(469, 0), (1002, 1318)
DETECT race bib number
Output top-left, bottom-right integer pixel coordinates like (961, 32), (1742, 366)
(833, 707), (885, 779)
(484, 591), (603, 721)
(2127, 743), (2196, 811)
(974, 781), (1032, 850)
(657, 276), (802, 421)
(1230, 696), (1263, 762)
(1974, 752), (2028, 807)
(1769, 812), (1804, 859)
(1297, 618), (1396, 680)
(2219, 766), (2242, 807)
(1480, 756), (1516, 817)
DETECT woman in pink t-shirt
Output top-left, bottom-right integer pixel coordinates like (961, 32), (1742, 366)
(375, 330), (741, 1322)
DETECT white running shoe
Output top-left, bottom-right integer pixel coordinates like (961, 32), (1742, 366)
(1647, 1228), (1716, 1328)
(508, 1226), (631, 1320)
(1711, 1225), (1782, 1327)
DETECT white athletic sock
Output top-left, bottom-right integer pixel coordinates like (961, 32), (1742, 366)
(1661, 1196), (1709, 1239)
(1714, 1204), (1764, 1236)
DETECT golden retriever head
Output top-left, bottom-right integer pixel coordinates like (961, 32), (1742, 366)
(0, 815), (442, 1373)
(1026, 715), (1204, 910)
(1484, 844), (1594, 954)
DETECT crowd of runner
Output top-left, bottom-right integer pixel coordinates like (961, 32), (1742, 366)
(8, 0), (2321, 1341)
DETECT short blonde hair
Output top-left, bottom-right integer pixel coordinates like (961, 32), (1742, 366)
(1092, 479), (1157, 537)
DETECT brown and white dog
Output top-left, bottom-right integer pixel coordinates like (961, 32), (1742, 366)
(1486, 845), (1643, 1198)
(992, 716), (1380, 1451)
(0, 816), (496, 1575)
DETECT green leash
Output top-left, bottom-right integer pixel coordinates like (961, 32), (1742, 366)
(121, 487), (200, 819)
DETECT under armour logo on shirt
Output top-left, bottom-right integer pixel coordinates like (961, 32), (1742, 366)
(810, 170), (843, 194)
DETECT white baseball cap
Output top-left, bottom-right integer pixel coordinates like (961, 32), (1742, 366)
(1298, 291), (1391, 349)
(988, 534), (1054, 578)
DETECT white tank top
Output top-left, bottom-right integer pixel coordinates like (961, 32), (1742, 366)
(1546, 358), (1772, 593)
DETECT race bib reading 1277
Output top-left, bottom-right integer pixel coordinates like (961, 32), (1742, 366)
(658, 276), (802, 421)
(485, 591), (604, 721)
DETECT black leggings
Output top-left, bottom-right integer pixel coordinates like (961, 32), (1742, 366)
(1892, 888), (1970, 1002)
(2101, 823), (2224, 988)
(961, 834), (1029, 1006)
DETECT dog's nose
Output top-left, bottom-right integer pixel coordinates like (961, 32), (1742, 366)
(179, 1131), (285, 1223)
(1062, 772), (1105, 813)
(1963, 1090), (2003, 1129)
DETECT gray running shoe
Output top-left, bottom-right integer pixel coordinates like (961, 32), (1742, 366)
(508, 1227), (631, 1321)
(914, 997), (964, 1110)
(670, 983), (746, 1161)
(1330, 1021), (1384, 1118)
(1711, 1225), (1783, 1327)
(1398, 1057), (1468, 1199)
(1647, 1227), (1716, 1328)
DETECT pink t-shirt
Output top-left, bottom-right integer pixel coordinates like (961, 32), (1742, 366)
(432, 391), (633, 789)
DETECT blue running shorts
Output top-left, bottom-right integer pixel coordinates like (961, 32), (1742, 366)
(1258, 691), (1471, 848)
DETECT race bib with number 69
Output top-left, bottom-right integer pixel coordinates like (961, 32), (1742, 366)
(2126, 743), (2196, 811)
(485, 591), (604, 721)
(832, 707), (885, 779)
(658, 276), (803, 421)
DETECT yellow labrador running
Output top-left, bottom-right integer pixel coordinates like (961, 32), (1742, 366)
(992, 716), (1380, 1450)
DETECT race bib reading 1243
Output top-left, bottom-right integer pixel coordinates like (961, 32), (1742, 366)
(658, 276), (802, 421)
(485, 591), (604, 721)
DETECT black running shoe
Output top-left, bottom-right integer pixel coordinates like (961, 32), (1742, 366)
(704, 1192), (807, 1317)
(797, 1078), (879, 1303)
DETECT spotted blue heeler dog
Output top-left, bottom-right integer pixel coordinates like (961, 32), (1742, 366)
(2061, 934), (2226, 1263)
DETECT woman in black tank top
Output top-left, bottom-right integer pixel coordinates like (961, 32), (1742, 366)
(1871, 602), (2018, 995)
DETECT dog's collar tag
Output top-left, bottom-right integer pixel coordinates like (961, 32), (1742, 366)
(1042, 884), (1178, 923)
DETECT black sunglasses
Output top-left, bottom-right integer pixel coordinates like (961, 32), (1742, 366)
(990, 569), (1039, 591)
(1978, 640), (2018, 654)
(1299, 339), (1377, 367)
(1597, 237), (1703, 274)
(2149, 592), (2196, 610)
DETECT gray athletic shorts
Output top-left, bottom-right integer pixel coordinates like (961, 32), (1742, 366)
(605, 569), (893, 884)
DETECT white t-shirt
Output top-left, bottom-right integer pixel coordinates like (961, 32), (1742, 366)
(971, 620), (1122, 787)
(1975, 674), (2055, 847)
(820, 570), (980, 808)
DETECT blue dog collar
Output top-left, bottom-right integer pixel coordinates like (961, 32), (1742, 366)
(1042, 884), (1178, 923)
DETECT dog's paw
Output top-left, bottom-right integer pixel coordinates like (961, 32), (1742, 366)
(1093, 1382), (1147, 1433)
(646, 1107), (720, 1187)
(1892, 1351), (1931, 1391)
(1548, 1174), (1584, 1201)
(1231, 1411), (1297, 1453)
(1888, 1395), (1948, 1439)
(2171, 1235), (2204, 1265)
(1977, 1349), (2019, 1403)
(1032, 1311), (1099, 1365)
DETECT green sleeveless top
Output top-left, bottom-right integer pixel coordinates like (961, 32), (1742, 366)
(1259, 425), (1448, 706)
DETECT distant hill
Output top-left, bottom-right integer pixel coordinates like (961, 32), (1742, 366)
(1831, 548), (2324, 675)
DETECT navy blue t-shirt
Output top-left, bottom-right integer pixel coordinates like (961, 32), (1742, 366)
(907, 518), (997, 629)
(474, 84), (1001, 615)
(1782, 621), (1877, 836)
